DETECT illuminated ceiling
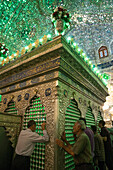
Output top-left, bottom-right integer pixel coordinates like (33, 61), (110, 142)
(0, 0), (113, 56)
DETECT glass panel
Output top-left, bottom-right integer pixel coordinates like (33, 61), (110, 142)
(104, 50), (107, 56)
(100, 51), (103, 58)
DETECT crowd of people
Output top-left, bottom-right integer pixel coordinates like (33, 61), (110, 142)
(56, 118), (113, 170)
(11, 118), (113, 170)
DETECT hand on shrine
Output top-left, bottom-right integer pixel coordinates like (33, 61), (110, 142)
(61, 131), (66, 142)
(56, 139), (64, 148)
(41, 122), (46, 130)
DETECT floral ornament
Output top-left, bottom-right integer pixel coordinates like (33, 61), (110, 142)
(17, 95), (22, 102)
(24, 93), (29, 100)
(45, 88), (51, 96)
(51, 6), (71, 35)
(64, 90), (68, 97)
(0, 43), (9, 59)
(3, 98), (7, 104)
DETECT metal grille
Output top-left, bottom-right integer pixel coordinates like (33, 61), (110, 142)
(4, 100), (17, 114)
(97, 111), (103, 125)
(97, 111), (103, 132)
(23, 95), (46, 170)
(65, 99), (81, 170)
(85, 107), (95, 127)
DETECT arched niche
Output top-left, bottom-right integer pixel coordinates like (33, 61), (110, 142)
(23, 95), (46, 170)
(65, 99), (81, 170)
(85, 107), (95, 128)
(4, 99), (18, 115)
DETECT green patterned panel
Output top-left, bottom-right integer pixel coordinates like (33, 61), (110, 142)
(85, 107), (95, 128)
(97, 111), (103, 125)
(4, 100), (17, 114)
(0, 95), (1, 102)
(65, 99), (81, 170)
(23, 95), (46, 170)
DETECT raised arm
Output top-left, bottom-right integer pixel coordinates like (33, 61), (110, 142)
(31, 123), (49, 143)
(56, 139), (74, 156)
(61, 131), (72, 149)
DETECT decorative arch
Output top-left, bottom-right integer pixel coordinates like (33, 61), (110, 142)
(4, 99), (18, 115)
(98, 46), (108, 58)
(65, 99), (81, 170)
(85, 107), (95, 128)
(23, 95), (46, 170)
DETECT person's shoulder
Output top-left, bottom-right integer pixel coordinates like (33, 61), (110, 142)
(87, 127), (93, 133)
(20, 129), (25, 132)
(21, 129), (31, 134)
(102, 127), (109, 133)
(85, 127), (90, 131)
(102, 127), (106, 131)
(95, 133), (103, 141)
(94, 133), (100, 139)
(18, 129), (25, 136)
(81, 132), (89, 139)
(85, 127), (93, 135)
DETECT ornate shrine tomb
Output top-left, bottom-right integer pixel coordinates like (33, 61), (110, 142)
(0, 35), (108, 170)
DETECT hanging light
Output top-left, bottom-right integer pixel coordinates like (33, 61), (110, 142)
(67, 37), (71, 42)
(32, 43), (35, 46)
(25, 46), (29, 50)
(47, 34), (51, 39)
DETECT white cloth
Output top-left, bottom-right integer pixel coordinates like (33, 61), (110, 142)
(15, 129), (49, 156)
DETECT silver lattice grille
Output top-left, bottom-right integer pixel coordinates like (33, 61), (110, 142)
(23, 95), (46, 170)
(65, 99), (81, 170)
(97, 111), (103, 132)
(85, 107), (95, 128)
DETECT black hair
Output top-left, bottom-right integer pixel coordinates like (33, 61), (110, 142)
(79, 117), (86, 125)
(91, 125), (97, 133)
(99, 120), (105, 126)
(27, 120), (36, 128)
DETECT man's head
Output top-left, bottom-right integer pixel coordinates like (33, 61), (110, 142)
(27, 120), (36, 132)
(73, 120), (86, 135)
(91, 125), (97, 134)
(79, 117), (86, 125)
(98, 120), (105, 128)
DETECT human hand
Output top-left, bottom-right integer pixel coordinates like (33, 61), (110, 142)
(61, 131), (66, 142)
(56, 139), (64, 148)
(41, 122), (46, 130)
